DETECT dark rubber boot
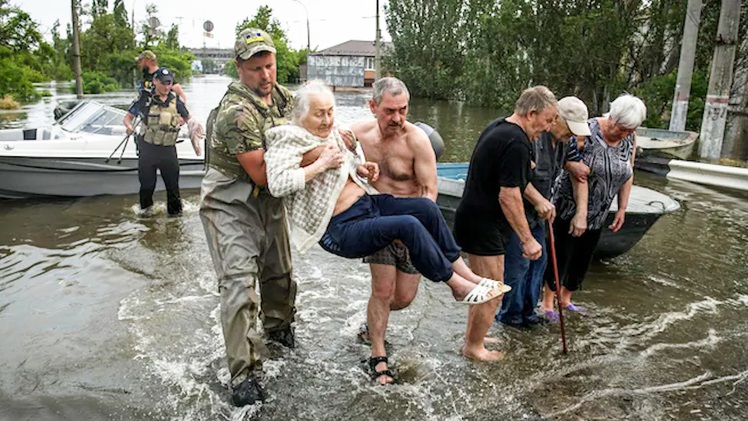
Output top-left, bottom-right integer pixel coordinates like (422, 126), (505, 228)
(231, 376), (266, 407)
(267, 326), (296, 348)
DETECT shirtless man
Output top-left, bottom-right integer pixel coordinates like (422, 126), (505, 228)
(266, 80), (505, 386)
(351, 77), (438, 384)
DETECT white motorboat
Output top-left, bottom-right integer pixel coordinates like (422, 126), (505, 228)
(636, 127), (698, 160)
(0, 100), (204, 199)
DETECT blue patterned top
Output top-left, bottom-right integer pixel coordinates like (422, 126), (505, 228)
(554, 118), (634, 230)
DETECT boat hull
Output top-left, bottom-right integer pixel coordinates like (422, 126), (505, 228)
(436, 198), (660, 260)
(435, 164), (679, 260)
(636, 127), (698, 160)
(0, 156), (205, 199)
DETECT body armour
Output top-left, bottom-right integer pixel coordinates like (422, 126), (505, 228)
(206, 83), (293, 182)
(143, 93), (180, 146)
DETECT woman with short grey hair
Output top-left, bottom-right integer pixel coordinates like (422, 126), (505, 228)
(264, 80), (507, 317)
(541, 94), (646, 319)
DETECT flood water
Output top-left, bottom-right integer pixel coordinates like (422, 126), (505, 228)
(1, 76), (748, 420)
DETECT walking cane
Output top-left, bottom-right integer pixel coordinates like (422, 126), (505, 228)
(106, 132), (132, 164)
(547, 222), (569, 354)
(106, 117), (141, 164)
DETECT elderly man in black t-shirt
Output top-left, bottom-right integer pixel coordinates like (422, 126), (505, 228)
(454, 86), (558, 361)
(496, 96), (592, 326)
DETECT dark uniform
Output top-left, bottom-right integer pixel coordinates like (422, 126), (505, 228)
(128, 76), (189, 216)
(137, 68), (157, 96)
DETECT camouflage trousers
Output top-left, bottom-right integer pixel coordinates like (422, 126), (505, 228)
(199, 168), (296, 386)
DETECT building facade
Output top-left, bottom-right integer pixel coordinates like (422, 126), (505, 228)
(307, 40), (391, 88)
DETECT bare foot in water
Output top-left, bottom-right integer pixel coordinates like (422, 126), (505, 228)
(462, 344), (505, 361)
(484, 337), (504, 345)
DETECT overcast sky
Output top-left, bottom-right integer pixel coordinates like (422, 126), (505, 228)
(14, 0), (391, 51)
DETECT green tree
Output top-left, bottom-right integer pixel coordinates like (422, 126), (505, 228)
(460, 0), (534, 109)
(91, 0), (108, 18)
(201, 58), (218, 74)
(80, 13), (135, 72)
(0, 0), (42, 53)
(112, 0), (129, 28)
(163, 24), (179, 50)
(385, 0), (466, 101)
(384, 0), (747, 134)
(0, 0), (45, 102)
(233, 6), (300, 84)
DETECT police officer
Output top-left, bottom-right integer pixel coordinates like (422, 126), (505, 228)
(199, 28), (296, 406)
(124, 67), (202, 216)
(135, 50), (187, 103)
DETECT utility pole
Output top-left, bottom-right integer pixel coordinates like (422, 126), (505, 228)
(724, 38), (748, 158)
(669, 0), (702, 132)
(132, 1), (137, 88)
(71, 0), (83, 99)
(699, 0), (741, 160)
(374, 0), (381, 80)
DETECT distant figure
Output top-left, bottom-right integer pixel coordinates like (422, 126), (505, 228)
(454, 86), (558, 361)
(496, 96), (591, 327)
(541, 94), (646, 318)
(263, 80), (506, 382)
(198, 28), (297, 408)
(135, 50), (187, 103)
(350, 77), (444, 385)
(123, 67), (203, 217)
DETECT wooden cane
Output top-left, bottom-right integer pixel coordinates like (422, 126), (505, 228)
(547, 222), (568, 354)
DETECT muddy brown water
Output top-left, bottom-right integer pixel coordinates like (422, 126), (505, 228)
(1, 76), (747, 420)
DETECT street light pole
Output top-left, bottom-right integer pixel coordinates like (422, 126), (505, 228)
(131, 0), (137, 88)
(375, 0), (381, 80)
(292, 0), (311, 52)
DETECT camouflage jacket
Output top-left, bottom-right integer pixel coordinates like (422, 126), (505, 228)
(206, 81), (293, 182)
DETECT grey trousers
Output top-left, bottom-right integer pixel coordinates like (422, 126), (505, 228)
(199, 168), (296, 385)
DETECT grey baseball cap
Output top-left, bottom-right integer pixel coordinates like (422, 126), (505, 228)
(234, 28), (276, 60)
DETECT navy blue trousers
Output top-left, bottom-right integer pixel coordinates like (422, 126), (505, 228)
(319, 194), (460, 282)
(496, 222), (547, 325)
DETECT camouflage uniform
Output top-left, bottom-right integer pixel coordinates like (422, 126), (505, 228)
(199, 76), (295, 386)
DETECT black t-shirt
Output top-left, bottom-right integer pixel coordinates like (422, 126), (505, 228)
(458, 118), (533, 229)
(138, 69), (157, 94)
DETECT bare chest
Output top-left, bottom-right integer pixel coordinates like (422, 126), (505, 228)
(367, 143), (415, 182)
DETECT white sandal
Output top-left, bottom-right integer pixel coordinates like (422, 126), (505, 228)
(458, 284), (502, 305)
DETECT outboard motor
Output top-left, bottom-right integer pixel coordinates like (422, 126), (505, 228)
(414, 122), (445, 161)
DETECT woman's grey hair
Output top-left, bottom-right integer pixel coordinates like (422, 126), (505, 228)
(372, 77), (410, 105)
(291, 79), (336, 124)
(514, 85), (557, 116)
(608, 94), (647, 129)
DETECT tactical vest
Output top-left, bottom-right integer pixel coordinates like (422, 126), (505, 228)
(206, 85), (292, 182)
(143, 95), (180, 146)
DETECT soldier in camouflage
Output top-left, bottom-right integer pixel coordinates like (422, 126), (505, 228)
(199, 28), (296, 407)
(135, 50), (187, 103)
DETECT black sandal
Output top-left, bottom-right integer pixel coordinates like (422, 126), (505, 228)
(367, 356), (394, 384)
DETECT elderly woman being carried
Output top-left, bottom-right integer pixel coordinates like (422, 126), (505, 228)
(264, 80), (509, 305)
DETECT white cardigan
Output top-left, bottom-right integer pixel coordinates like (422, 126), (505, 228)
(264, 124), (375, 253)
